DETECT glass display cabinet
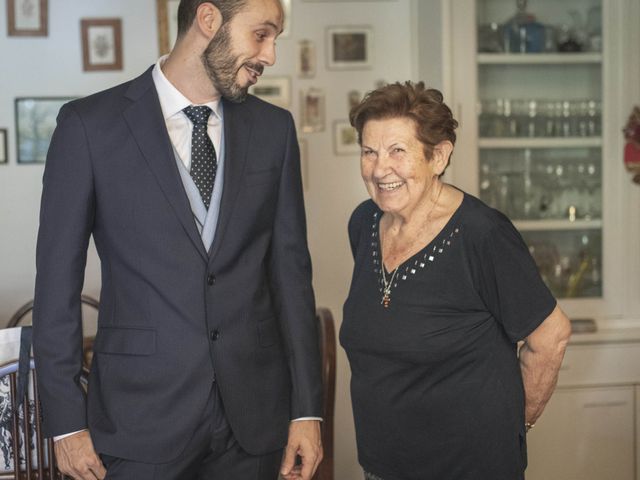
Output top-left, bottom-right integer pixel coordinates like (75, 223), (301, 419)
(448, 0), (627, 318)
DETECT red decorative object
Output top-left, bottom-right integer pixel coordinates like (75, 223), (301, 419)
(623, 106), (640, 184)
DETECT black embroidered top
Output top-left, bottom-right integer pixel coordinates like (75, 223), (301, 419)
(340, 192), (556, 480)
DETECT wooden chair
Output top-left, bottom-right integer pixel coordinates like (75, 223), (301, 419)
(7, 295), (99, 370)
(0, 359), (62, 479)
(313, 308), (336, 480)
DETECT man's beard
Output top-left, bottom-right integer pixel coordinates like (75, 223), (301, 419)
(202, 23), (263, 103)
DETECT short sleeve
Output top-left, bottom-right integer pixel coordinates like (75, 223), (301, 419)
(476, 218), (557, 342)
(348, 200), (373, 260)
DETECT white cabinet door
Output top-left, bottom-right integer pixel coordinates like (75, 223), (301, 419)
(526, 386), (634, 480)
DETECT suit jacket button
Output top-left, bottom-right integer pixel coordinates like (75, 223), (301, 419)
(207, 274), (216, 286)
(210, 329), (220, 341)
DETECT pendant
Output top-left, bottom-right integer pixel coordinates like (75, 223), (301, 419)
(382, 292), (391, 308)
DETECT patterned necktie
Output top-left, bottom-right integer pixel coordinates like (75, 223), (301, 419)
(183, 105), (217, 209)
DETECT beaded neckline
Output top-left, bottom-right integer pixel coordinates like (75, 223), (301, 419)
(370, 209), (461, 308)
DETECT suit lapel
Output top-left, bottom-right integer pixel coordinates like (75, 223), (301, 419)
(208, 99), (253, 260)
(123, 68), (208, 262)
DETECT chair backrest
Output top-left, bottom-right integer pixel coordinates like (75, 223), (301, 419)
(8, 295), (99, 370)
(313, 308), (336, 480)
(0, 360), (61, 479)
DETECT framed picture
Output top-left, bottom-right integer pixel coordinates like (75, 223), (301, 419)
(333, 120), (360, 156)
(157, 0), (180, 55)
(7, 0), (47, 36)
(249, 76), (291, 109)
(15, 97), (73, 164)
(300, 88), (325, 133)
(297, 40), (316, 78)
(0, 129), (7, 165)
(298, 137), (308, 191)
(348, 90), (362, 111)
(81, 18), (123, 71)
(326, 26), (373, 70)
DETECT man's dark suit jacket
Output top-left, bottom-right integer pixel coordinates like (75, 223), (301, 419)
(32, 67), (322, 463)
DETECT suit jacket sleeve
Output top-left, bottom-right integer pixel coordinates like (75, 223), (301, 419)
(32, 103), (95, 437)
(268, 113), (322, 419)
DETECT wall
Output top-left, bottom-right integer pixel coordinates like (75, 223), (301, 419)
(0, 1), (444, 478)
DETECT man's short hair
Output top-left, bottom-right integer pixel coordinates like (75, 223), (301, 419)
(177, 0), (249, 38)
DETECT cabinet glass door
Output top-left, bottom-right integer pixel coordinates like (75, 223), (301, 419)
(475, 0), (603, 299)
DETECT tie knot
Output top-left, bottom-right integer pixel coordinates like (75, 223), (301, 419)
(183, 105), (212, 126)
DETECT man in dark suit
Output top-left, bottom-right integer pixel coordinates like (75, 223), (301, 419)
(32, 1), (323, 478)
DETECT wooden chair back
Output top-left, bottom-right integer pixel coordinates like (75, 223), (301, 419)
(313, 308), (336, 480)
(8, 295), (99, 370)
(0, 360), (61, 479)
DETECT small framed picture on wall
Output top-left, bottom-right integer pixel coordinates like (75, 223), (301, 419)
(333, 120), (360, 156)
(156, 0), (180, 55)
(15, 97), (74, 164)
(249, 76), (291, 109)
(81, 18), (123, 71)
(7, 0), (48, 36)
(0, 129), (8, 164)
(297, 40), (316, 78)
(326, 26), (373, 70)
(300, 88), (325, 133)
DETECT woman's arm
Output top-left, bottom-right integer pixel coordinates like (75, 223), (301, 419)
(519, 305), (572, 428)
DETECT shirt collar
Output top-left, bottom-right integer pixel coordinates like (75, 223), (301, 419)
(151, 55), (222, 121)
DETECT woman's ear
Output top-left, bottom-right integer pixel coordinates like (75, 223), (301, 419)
(432, 141), (453, 176)
(194, 2), (223, 40)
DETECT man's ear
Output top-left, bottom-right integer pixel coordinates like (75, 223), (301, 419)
(432, 141), (453, 176)
(194, 2), (223, 40)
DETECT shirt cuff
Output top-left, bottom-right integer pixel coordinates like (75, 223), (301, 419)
(291, 417), (323, 422)
(54, 429), (87, 441)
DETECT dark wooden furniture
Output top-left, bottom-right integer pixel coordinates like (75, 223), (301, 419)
(7, 295), (99, 370)
(0, 359), (62, 479)
(313, 308), (336, 480)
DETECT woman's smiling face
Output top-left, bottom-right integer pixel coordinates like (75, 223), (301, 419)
(360, 116), (441, 218)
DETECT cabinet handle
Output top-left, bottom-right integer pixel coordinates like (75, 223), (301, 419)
(583, 401), (628, 409)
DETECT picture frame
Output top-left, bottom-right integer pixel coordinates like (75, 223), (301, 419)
(7, 0), (48, 37)
(298, 137), (308, 191)
(249, 76), (291, 109)
(326, 26), (373, 70)
(297, 40), (316, 78)
(300, 88), (325, 133)
(0, 129), (7, 165)
(157, 0), (180, 55)
(333, 120), (360, 156)
(15, 97), (74, 164)
(81, 18), (123, 72)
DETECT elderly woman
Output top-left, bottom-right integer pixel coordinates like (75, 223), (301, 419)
(340, 81), (572, 480)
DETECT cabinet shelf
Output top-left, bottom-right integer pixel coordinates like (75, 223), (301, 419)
(479, 138), (602, 149)
(513, 219), (603, 231)
(477, 53), (603, 65)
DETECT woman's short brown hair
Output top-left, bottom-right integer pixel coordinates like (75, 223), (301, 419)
(349, 81), (458, 161)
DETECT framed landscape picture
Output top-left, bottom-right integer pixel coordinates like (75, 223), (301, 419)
(333, 120), (360, 155)
(15, 97), (73, 164)
(249, 76), (291, 109)
(7, 0), (47, 36)
(326, 26), (373, 70)
(81, 18), (123, 71)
